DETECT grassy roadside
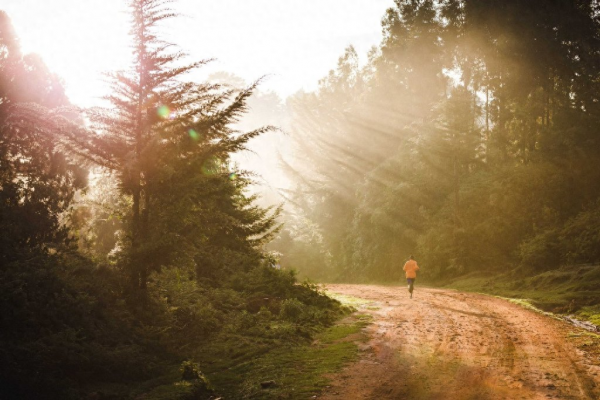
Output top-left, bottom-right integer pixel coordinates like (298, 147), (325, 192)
(204, 313), (371, 399)
(440, 264), (600, 327)
(136, 293), (372, 400)
(566, 331), (600, 361)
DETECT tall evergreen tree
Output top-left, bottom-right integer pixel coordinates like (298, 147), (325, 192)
(61, 0), (276, 289)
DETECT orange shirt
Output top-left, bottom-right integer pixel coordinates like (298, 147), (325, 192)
(403, 260), (419, 279)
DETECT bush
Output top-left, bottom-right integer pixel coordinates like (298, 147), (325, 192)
(279, 298), (305, 322)
(0, 252), (160, 399)
(519, 229), (561, 271)
(561, 203), (600, 264)
(0, 252), (346, 398)
(180, 361), (203, 382)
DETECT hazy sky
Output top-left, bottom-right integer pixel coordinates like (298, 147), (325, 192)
(2, 0), (392, 107)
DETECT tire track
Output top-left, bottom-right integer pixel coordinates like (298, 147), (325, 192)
(320, 284), (600, 400)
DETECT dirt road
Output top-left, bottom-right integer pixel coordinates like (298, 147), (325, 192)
(321, 285), (600, 400)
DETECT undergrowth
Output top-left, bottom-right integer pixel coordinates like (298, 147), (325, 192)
(136, 288), (370, 399)
(0, 254), (358, 399)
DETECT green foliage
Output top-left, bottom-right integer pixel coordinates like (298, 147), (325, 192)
(54, 0), (279, 289)
(0, 4), (343, 400)
(5, 0), (600, 397)
(180, 361), (209, 386)
(561, 202), (600, 265)
(517, 201), (600, 270)
(0, 255), (347, 398)
(0, 112), (87, 259)
(576, 306), (600, 327)
(0, 252), (164, 399)
(198, 312), (368, 400)
(280, 298), (305, 322)
(443, 265), (600, 317)
(279, 0), (600, 285)
(519, 229), (561, 271)
(0, 11), (87, 265)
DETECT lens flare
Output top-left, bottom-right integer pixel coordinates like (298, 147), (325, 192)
(201, 159), (214, 175)
(157, 105), (170, 119)
(188, 129), (199, 141)
(201, 164), (212, 175)
(229, 172), (237, 181)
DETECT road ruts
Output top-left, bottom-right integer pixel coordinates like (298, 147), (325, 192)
(320, 284), (600, 400)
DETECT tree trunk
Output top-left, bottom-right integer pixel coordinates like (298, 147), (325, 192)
(133, 16), (148, 291)
(131, 181), (141, 288)
(485, 78), (490, 139)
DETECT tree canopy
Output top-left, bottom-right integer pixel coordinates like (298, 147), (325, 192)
(0, 3), (339, 398)
(278, 0), (600, 281)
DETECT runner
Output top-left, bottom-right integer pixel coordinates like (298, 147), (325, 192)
(403, 255), (419, 299)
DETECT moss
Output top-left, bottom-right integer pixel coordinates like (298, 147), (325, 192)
(323, 291), (372, 308)
(575, 305), (600, 326)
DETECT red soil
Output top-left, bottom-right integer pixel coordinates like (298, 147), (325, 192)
(320, 284), (600, 400)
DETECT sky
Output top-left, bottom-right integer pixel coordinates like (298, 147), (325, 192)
(2, 0), (392, 107)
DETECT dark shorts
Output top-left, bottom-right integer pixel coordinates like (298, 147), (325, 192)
(407, 278), (415, 285)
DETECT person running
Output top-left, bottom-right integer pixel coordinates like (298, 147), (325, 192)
(403, 255), (420, 299)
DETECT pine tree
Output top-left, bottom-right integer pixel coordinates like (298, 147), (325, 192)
(61, 0), (276, 289)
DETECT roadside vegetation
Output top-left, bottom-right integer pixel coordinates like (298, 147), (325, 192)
(440, 264), (600, 327)
(271, 0), (600, 321)
(0, 2), (365, 398)
(3, 0), (600, 397)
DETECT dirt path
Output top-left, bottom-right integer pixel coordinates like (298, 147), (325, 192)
(321, 285), (600, 400)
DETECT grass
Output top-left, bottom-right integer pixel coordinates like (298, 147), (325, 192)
(576, 305), (600, 326)
(137, 379), (203, 400)
(198, 314), (370, 399)
(441, 265), (600, 327)
(567, 331), (600, 340)
(203, 292), (371, 399)
(323, 291), (373, 308)
(501, 298), (560, 319)
(566, 331), (600, 360)
(135, 292), (372, 400)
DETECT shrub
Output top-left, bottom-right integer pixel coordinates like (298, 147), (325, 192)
(180, 361), (202, 381)
(179, 361), (213, 398)
(519, 229), (561, 271)
(279, 298), (305, 322)
(561, 203), (600, 264)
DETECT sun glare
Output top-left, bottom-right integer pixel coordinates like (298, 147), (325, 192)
(3, 0), (131, 107)
(2, 0), (391, 107)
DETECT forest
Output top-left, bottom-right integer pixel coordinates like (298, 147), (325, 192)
(278, 0), (600, 284)
(1, 0), (600, 399)
(0, 1), (349, 398)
